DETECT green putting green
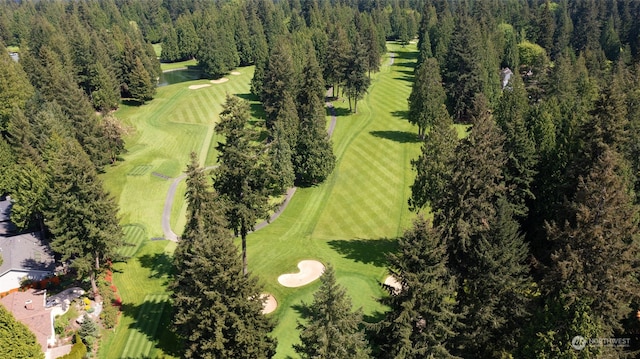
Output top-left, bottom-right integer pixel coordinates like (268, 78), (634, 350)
(100, 42), (422, 359)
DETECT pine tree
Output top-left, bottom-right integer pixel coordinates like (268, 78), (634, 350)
(408, 57), (446, 138)
(44, 138), (123, 294)
(9, 159), (48, 230)
(161, 26), (180, 62)
(214, 95), (273, 275)
(494, 73), (537, 219)
(181, 152), (226, 242)
(344, 35), (370, 113)
(0, 46), (34, 130)
(294, 265), (371, 359)
(269, 119), (295, 194)
(128, 57), (155, 104)
(376, 217), (460, 359)
(261, 39), (295, 129)
(172, 213), (277, 358)
(325, 25), (351, 98)
(432, 104), (533, 357)
(0, 304), (44, 359)
(176, 14), (199, 60)
(294, 50), (335, 186)
(409, 105), (457, 211)
(545, 149), (640, 339)
(444, 14), (496, 122)
(453, 198), (533, 357)
(364, 15), (381, 76)
(433, 101), (507, 264)
(0, 137), (15, 194)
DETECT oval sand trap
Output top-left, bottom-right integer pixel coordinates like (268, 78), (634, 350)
(230, 71), (241, 75)
(210, 78), (229, 84)
(278, 260), (325, 287)
(188, 84), (211, 90)
(384, 275), (402, 294)
(261, 293), (277, 314)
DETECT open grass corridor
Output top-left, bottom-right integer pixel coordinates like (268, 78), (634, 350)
(99, 43), (421, 358)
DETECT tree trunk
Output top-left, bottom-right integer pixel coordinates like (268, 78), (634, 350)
(92, 253), (100, 296)
(348, 96), (352, 112)
(354, 99), (358, 114)
(242, 234), (248, 276)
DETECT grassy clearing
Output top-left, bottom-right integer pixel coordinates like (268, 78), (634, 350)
(101, 42), (421, 358)
(121, 294), (170, 359)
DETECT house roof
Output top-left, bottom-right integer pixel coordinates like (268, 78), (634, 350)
(0, 197), (55, 277)
(0, 289), (52, 354)
(0, 232), (55, 277)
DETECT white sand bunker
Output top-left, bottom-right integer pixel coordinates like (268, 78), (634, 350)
(261, 293), (277, 314)
(278, 260), (325, 287)
(210, 78), (229, 84)
(188, 84), (211, 90)
(230, 71), (241, 75)
(384, 275), (402, 294)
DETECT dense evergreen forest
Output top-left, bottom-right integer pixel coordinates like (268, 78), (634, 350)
(1, 0), (640, 357)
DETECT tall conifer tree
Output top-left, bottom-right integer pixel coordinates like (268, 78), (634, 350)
(294, 265), (370, 359)
(214, 95), (272, 275)
(376, 217), (460, 359)
(45, 137), (123, 294)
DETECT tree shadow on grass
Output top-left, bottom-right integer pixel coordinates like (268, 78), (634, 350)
(369, 130), (421, 143)
(326, 106), (351, 117)
(391, 110), (409, 120)
(236, 93), (267, 122)
(137, 252), (175, 282)
(327, 238), (397, 268)
(119, 299), (181, 358)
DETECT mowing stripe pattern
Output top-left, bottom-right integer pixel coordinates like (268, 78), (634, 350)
(118, 224), (147, 258)
(121, 294), (169, 359)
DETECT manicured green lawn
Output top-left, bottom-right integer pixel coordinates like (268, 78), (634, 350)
(246, 43), (421, 358)
(160, 58), (198, 72)
(102, 67), (256, 239)
(100, 42), (421, 358)
(99, 240), (177, 359)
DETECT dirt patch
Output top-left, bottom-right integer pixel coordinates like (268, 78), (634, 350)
(261, 293), (277, 314)
(188, 84), (211, 90)
(230, 71), (241, 75)
(210, 78), (229, 84)
(278, 260), (325, 287)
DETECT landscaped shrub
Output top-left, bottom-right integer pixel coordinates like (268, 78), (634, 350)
(79, 314), (100, 348)
(98, 271), (120, 329)
(59, 334), (87, 359)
